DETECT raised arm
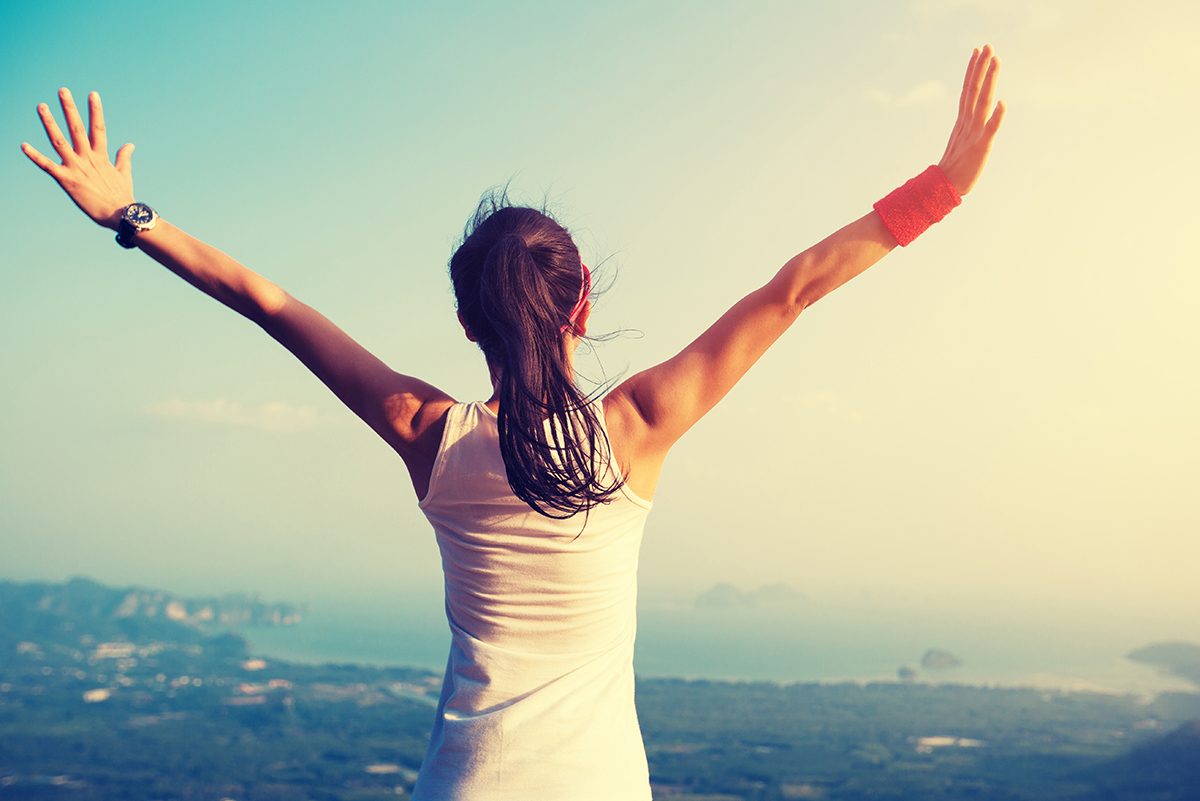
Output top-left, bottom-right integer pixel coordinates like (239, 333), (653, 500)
(20, 88), (450, 462)
(607, 44), (1005, 460)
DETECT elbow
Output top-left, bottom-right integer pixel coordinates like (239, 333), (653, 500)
(787, 286), (815, 318)
(776, 253), (816, 317)
(251, 285), (291, 322)
(796, 295), (819, 316)
(791, 274), (832, 313)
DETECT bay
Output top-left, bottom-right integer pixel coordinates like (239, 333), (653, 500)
(233, 593), (1197, 698)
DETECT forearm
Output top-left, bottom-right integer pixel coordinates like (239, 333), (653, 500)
(779, 210), (898, 312)
(125, 217), (287, 323)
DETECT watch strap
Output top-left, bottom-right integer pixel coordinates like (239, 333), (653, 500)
(116, 217), (139, 249)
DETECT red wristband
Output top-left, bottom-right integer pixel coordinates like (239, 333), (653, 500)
(872, 164), (962, 247)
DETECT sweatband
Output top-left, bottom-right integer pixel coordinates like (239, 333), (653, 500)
(872, 164), (963, 247)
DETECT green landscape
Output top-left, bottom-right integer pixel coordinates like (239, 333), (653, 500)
(3, 577), (1198, 800)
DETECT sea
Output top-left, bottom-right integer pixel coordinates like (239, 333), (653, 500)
(231, 590), (1197, 699)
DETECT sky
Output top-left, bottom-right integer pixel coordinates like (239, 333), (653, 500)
(2, 0), (1197, 634)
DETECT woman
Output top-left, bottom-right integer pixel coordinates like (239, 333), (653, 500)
(22, 44), (1004, 801)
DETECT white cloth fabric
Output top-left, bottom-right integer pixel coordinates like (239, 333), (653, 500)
(412, 399), (654, 801)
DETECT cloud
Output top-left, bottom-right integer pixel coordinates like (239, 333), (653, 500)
(144, 398), (320, 432)
(866, 80), (947, 108)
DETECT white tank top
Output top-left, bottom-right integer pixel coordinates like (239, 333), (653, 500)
(412, 399), (654, 801)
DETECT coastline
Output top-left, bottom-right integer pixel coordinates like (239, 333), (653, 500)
(236, 614), (1199, 701)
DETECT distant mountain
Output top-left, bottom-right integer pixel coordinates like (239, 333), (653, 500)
(0, 576), (303, 652)
(694, 582), (805, 610)
(1127, 641), (1200, 687)
(1085, 719), (1200, 800)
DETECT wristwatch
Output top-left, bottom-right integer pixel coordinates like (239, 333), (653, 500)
(115, 202), (159, 249)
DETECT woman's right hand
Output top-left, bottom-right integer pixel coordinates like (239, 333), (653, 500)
(938, 44), (1006, 197)
(20, 87), (136, 231)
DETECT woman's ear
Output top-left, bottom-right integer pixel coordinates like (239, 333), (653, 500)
(571, 300), (592, 337)
(458, 310), (478, 342)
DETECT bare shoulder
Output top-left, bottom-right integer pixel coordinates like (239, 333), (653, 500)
(386, 386), (456, 460)
(370, 371), (455, 459)
(602, 386), (667, 503)
(385, 388), (457, 502)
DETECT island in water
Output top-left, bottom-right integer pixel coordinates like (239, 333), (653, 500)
(920, 648), (963, 670)
(694, 581), (806, 610)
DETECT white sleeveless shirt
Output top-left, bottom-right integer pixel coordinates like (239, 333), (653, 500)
(412, 399), (654, 801)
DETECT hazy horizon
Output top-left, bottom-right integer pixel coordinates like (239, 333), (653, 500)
(3, 2), (1197, 636)
(4, 568), (1195, 652)
(6, 571), (1196, 701)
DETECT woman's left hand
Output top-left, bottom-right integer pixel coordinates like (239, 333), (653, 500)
(21, 88), (136, 231)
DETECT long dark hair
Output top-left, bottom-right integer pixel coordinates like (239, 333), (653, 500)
(449, 185), (626, 519)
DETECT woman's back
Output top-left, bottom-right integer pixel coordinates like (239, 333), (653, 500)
(412, 399), (654, 801)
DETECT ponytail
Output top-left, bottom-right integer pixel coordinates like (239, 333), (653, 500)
(450, 190), (625, 520)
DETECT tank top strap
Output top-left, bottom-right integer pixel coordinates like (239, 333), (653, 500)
(590, 396), (618, 465)
(417, 401), (484, 510)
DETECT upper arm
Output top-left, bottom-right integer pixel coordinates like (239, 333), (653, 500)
(611, 271), (805, 455)
(256, 291), (452, 456)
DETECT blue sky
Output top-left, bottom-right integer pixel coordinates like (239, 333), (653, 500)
(2, 1), (1197, 632)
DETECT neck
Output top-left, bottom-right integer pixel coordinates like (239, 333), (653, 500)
(484, 346), (577, 405)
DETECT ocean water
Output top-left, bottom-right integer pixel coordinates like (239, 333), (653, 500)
(233, 593), (1197, 698)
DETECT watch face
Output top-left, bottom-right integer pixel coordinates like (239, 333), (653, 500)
(125, 203), (155, 225)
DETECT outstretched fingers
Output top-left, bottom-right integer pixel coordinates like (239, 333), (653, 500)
(58, 87), (90, 156)
(23, 87), (137, 228)
(958, 47), (979, 123)
(986, 99), (1007, 136)
(20, 141), (65, 180)
(88, 91), (107, 155)
(974, 55), (1000, 127)
(965, 45), (991, 130)
(37, 102), (74, 164)
(114, 142), (135, 176)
